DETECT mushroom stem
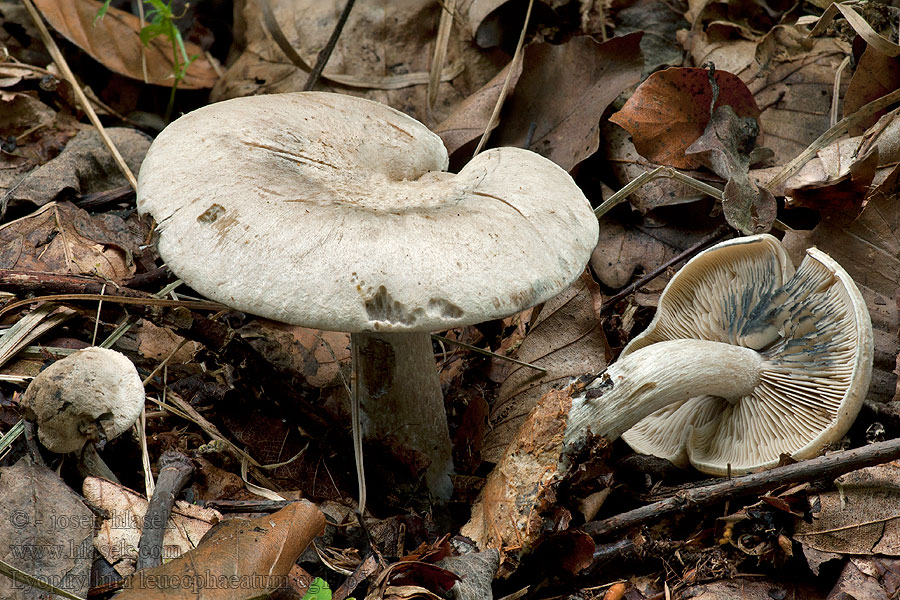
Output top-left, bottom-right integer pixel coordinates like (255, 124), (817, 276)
(352, 331), (453, 499)
(565, 339), (765, 446)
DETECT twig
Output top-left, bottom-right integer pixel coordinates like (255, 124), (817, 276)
(303, 0), (356, 91)
(600, 225), (732, 312)
(584, 437), (900, 538)
(21, 0), (137, 191)
(136, 451), (194, 571)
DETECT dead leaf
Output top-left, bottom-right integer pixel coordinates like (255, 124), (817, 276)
(434, 59), (522, 163)
(785, 146), (877, 226)
(0, 458), (93, 600)
(82, 476), (220, 577)
(212, 0), (499, 125)
(483, 272), (609, 463)
(589, 220), (681, 290)
(3, 127), (150, 211)
(32, 0), (219, 88)
(750, 25), (850, 163)
(609, 66), (760, 169)
(615, 0), (687, 76)
(135, 320), (199, 364)
(685, 104), (776, 233)
(0, 202), (137, 279)
(674, 579), (824, 600)
(113, 501), (325, 600)
(436, 550), (499, 600)
(492, 33), (644, 171)
(825, 558), (900, 600)
(844, 45), (900, 133)
(238, 320), (350, 389)
(795, 463), (900, 555)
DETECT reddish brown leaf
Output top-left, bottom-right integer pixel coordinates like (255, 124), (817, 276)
(33, 0), (219, 89)
(492, 33), (644, 171)
(609, 67), (760, 169)
(114, 501), (325, 600)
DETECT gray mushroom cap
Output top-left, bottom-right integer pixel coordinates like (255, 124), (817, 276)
(620, 234), (873, 475)
(20, 347), (145, 454)
(137, 92), (599, 332)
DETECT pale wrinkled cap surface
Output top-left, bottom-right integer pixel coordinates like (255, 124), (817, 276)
(620, 234), (873, 475)
(21, 347), (145, 453)
(137, 92), (599, 332)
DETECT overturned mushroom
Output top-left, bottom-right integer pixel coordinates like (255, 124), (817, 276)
(137, 92), (599, 498)
(463, 234), (873, 559)
(21, 347), (145, 454)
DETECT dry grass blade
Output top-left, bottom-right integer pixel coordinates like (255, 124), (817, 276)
(428, 0), (456, 110)
(0, 303), (73, 371)
(0, 293), (224, 319)
(472, 0), (534, 157)
(21, 0), (137, 191)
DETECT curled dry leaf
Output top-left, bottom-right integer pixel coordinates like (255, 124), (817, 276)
(483, 272), (609, 463)
(491, 33), (644, 171)
(685, 104), (775, 233)
(32, 0), (218, 88)
(843, 46), (900, 134)
(609, 67), (760, 170)
(113, 500), (325, 600)
(82, 476), (220, 577)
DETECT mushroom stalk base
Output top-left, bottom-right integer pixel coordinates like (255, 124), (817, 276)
(565, 339), (764, 446)
(352, 331), (453, 500)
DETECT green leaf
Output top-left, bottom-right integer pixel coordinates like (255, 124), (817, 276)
(302, 577), (332, 600)
(92, 0), (113, 24)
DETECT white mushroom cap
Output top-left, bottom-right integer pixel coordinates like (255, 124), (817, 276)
(619, 234), (873, 475)
(20, 347), (145, 454)
(137, 92), (598, 332)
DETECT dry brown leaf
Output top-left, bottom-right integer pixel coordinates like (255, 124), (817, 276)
(785, 146), (877, 226)
(589, 220), (680, 290)
(433, 59), (522, 163)
(492, 33), (644, 171)
(750, 25), (849, 164)
(33, 0), (218, 88)
(0, 458), (93, 600)
(82, 476), (220, 577)
(795, 463), (900, 555)
(3, 127), (150, 211)
(609, 66), (760, 170)
(844, 45), (900, 134)
(114, 501), (325, 600)
(213, 0), (499, 125)
(0, 201), (137, 279)
(483, 272), (609, 463)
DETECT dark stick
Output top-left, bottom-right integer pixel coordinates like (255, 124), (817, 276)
(136, 451), (194, 571)
(584, 436), (900, 538)
(303, 0), (357, 91)
(600, 225), (731, 312)
(203, 499), (294, 513)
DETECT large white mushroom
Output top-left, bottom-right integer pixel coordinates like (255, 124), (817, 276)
(137, 92), (599, 498)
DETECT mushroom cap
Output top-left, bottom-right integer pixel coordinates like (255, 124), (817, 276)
(137, 92), (599, 333)
(620, 234), (873, 475)
(20, 347), (145, 453)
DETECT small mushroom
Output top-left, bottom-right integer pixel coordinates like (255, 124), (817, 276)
(137, 92), (599, 497)
(568, 234), (874, 475)
(21, 347), (145, 454)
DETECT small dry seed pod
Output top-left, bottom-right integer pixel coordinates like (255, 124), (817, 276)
(21, 347), (145, 453)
